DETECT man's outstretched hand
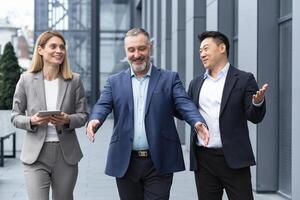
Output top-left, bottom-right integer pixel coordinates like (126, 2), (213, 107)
(195, 122), (210, 147)
(86, 119), (101, 143)
(253, 83), (268, 104)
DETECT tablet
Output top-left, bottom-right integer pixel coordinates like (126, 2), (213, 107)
(37, 110), (62, 116)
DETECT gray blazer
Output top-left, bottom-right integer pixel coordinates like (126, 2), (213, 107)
(11, 71), (89, 165)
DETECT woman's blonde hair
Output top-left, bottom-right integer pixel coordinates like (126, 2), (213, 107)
(28, 30), (73, 80)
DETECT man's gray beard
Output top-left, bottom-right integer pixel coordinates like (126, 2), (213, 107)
(131, 62), (148, 73)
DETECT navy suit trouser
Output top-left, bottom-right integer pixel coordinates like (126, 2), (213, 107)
(116, 153), (173, 200)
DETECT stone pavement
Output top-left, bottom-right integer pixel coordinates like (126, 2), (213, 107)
(0, 119), (285, 200)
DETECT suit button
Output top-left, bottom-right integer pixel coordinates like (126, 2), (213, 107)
(130, 138), (133, 142)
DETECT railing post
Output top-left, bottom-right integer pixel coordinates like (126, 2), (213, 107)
(0, 137), (4, 167)
(12, 132), (16, 158)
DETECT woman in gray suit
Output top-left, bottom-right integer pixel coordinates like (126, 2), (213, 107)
(11, 31), (89, 200)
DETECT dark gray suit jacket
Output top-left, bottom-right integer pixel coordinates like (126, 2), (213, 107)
(188, 65), (266, 170)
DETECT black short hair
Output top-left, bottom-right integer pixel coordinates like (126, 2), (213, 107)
(198, 31), (230, 57)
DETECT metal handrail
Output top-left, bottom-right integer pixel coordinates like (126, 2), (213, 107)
(0, 132), (16, 167)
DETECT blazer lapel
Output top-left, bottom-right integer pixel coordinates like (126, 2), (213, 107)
(56, 76), (69, 110)
(195, 76), (206, 108)
(220, 65), (238, 115)
(145, 66), (160, 115)
(33, 71), (47, 110)
(124, 68), (134, 112)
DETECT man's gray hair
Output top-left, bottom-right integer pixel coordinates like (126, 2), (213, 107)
(124, 28), (150, 41)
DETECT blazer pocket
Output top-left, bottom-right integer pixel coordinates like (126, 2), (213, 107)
(109, 134), (118, 144)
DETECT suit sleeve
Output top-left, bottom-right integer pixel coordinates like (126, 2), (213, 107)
(244, 74), (266, 123)
(11, 74), (37, 132)
(65, 75), (89, 130)
(172, 73), (206, 127)
(89, 78), (114, 122)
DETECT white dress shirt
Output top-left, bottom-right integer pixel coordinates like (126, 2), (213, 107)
(44, 78), (59, 142)
(197, 63), (230, 148)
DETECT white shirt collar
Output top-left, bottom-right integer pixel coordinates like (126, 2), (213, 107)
(204, 62), (230, 80)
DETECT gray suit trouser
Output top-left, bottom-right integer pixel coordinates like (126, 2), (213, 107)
(23, 142), (78, 200)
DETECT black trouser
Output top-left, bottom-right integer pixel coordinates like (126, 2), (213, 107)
(116, 151), (173, 200)
(194, 146), (253, 200)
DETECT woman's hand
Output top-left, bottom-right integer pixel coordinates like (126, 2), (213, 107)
(30, 113), (50, 126)
(49, 112), (70, 126)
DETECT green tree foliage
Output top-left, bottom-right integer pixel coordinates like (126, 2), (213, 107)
(0, 42), (23, 109)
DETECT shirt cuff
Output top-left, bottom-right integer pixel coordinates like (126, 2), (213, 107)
(252, 98), (264, 107)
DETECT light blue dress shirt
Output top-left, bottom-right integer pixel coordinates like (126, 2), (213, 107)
(131, 65), (152, 150)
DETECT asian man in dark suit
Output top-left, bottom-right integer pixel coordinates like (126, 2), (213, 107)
(86, 28), (209, 200)
(188, 31), (268, 200)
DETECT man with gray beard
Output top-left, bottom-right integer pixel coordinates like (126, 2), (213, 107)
(86, 28), (209, 200)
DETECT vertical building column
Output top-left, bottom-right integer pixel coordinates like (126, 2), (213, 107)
(172, 0), (186, 144)
(292, 0), (300, 198)
(141, 0), (147, 29)
(34, 0), (49, 39)
(185, 0), (206, 150)
(218, 0), (234, 64)
(161, 0), (172, 69)
(130, 0), (142, 27)
(256, 0), (279, 192)
(146, 0), (153, 36)
(152, 0), (161, 67)
(172, 0), (186, 82)
(91, 0), (100, 105)
(206, 0), (218, 31)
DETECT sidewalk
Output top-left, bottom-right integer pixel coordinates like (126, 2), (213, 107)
(0, 119), (285, 200)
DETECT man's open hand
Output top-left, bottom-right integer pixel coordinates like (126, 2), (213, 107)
(195, 122), (210, 147)
(86, 119), (101, 143)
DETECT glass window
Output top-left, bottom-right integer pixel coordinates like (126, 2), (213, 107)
(278, 13), (292, 198)
(100, 0), (131, 90)
(35, 0), (133, 101)
(35, 0), (92, 97)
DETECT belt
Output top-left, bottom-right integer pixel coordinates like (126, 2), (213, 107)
(45, 141), (60, 144)
(131, 150), (150, 158)
(197, 146), (223, 155)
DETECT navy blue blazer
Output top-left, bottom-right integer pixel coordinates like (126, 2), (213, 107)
(188, 65), (266, 170)
(90, 66), (206, 177)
